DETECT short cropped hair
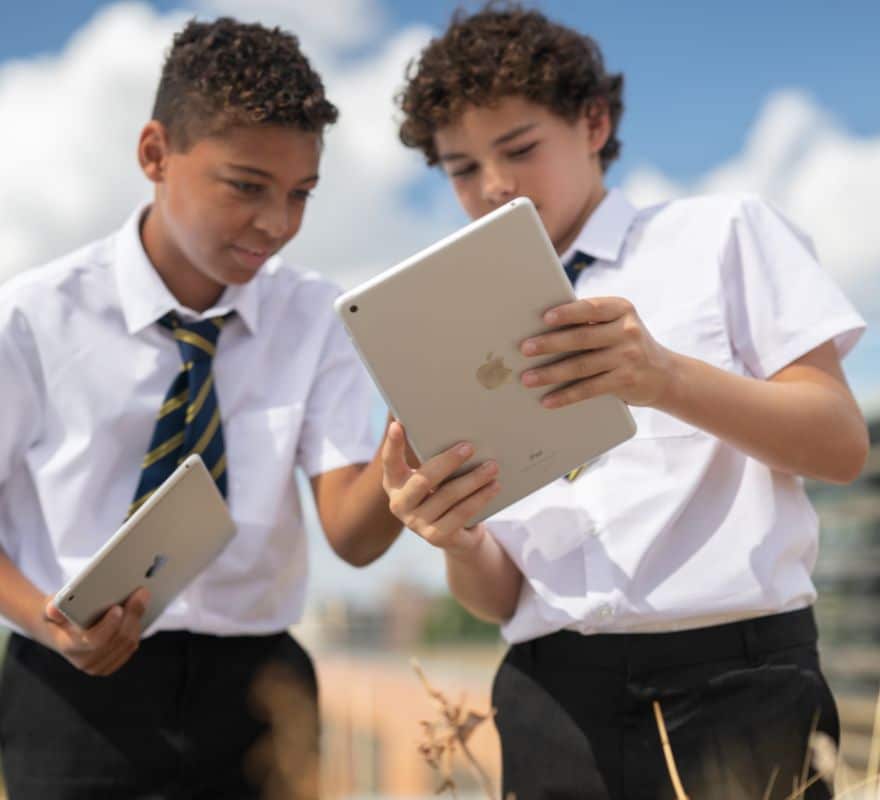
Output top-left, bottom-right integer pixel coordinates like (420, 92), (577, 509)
(152, 17), (338, 149)
(397, 3), (624, 171)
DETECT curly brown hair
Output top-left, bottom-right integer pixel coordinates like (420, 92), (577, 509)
(397, 3), (624, 171)
(152, 17), (338, 150)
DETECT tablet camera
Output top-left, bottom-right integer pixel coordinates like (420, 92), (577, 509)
(349, 304), (358, 313)
(145, 553), (168, 579)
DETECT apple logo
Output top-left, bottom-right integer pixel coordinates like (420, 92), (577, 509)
(476, 352), (512, 390)
(145, 554), (168, 579)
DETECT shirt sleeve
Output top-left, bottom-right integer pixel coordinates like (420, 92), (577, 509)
(0, 305), (44, 550)
(296, 312), (379, 478)
(721, 194), (866, 379)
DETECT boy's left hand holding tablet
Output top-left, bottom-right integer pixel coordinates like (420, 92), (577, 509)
(519, 296), (674, 409)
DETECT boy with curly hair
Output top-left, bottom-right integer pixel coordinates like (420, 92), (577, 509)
(0, 17), (401, 799)
(382, 4), (868, 798)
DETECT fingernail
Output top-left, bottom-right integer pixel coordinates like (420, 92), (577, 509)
(457, 443), (473, 457)
(523, 340), (538, 355)
(480, 460), (497, 473)
(545, 310), (558, 324)
(523, 372), (538, 386)
(113, 607), (123, 619)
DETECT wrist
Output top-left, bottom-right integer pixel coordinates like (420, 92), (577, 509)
(444, 523), (488, 563)
(655, 349), (689, 415)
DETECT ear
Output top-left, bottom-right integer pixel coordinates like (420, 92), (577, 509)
(583, 100), (612, 157)
(137, 120), (172, 184)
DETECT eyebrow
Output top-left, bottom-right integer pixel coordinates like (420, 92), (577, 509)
(438, 122), (539, 163)
(225, 163), (319, 185)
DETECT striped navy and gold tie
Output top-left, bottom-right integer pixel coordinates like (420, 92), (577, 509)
(563, 249), (596, 483)
(129, 311), (231, 517)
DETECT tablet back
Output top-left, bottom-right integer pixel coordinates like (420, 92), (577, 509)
(55, 455), (236, 630)
(336, 198), (636, 526)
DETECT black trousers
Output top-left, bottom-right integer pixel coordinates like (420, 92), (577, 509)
(0, 630), (319, 800)
(492, 608), (839, 800)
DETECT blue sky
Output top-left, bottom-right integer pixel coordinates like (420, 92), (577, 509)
(5, 0), (880, 185)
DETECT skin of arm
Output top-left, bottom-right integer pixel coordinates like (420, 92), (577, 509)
(0, 550), (149, 676)
(310, 420), (405, 567)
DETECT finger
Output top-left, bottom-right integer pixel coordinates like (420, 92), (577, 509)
(83, 604), (125, 649)
(433, 479), (502, 537)
(522, 348), (619, 388)
(521, 316), (624, 357)
(45, 600), (71, 627)
(540, 370), (622, 409)
(87, 639), (138, 677)
(396, 441), (475, 511)
(418, 460), (499, 524)
(382, 421), (413, 489)
(124, 586), (151, 620)
(543, 297), (633, 327)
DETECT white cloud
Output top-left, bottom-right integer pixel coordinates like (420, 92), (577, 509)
(0, 1), (461, 289)
(622, 90), (880, 316)
(199, 0), (384, 53)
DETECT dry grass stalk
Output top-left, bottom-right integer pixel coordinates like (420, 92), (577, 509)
(867, 690), (880, 792)
(411, 658), (498, 798)
(653, 700), (689, 800)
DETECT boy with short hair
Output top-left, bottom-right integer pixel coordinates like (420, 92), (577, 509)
(0, 17), (401, 799)
(383, 5), (869, 798)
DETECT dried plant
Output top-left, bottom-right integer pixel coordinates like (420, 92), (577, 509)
(411, 658), (500, 798)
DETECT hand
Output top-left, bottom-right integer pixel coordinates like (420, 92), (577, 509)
(520, 297), (674, 409)
(381, 421), (500, 556)
(35, 587), (150, 676)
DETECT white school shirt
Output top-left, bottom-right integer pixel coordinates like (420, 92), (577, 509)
(490, 189), (866, 644)
(0, 207), (376, 637)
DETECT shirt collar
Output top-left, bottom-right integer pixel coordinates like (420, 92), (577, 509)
(560, 188), (638, 266)
(112, 204), (260, 335)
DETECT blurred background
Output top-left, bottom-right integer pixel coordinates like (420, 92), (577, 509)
(1, 1), (878, 796)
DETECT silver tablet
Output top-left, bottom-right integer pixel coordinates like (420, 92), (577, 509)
(335, 197), (636, 526)
(54, 454), (236, 630)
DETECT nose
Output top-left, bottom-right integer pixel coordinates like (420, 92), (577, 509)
(253, 200), (290, 240)
(482, 163), (516, 206)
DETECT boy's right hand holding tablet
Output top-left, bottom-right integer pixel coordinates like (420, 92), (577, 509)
(382, 421), (521, 623)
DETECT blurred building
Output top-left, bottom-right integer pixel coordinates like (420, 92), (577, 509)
(812, 395), (880, 771)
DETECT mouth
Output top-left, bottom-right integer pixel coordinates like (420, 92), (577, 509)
(230, 244), (273, 270)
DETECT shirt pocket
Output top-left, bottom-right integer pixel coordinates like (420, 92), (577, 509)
(224, 403), (305, 525)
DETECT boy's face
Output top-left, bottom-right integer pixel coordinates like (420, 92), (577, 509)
(140, 123), (321, 307)
(433, 96), (610, 255)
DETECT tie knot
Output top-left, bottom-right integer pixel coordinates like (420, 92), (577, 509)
(563, 250), (596, 286)
(160, 312), (229, 361)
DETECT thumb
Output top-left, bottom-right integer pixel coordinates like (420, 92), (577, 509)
(382, 421), (412, 489)
(44, 599), (69, 626)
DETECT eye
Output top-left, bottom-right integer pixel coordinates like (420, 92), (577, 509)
(290, 188), (313, 202)
(450, 163), (478, 179)
(508, 142), (538, 159)
(227, 180), (264, 195)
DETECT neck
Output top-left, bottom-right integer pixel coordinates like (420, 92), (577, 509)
(554, 183), (608, 256)
(140, 204), (225, 312)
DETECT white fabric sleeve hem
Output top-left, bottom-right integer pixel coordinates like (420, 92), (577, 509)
(302, 444), (376, 479)
(758, 315), (866, 378)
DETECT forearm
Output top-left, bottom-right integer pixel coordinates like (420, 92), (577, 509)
(444, 525), (523, 624)
(0, 549), (47, 638)
(323, 455), (403, 567)
(660, 352), (869, 483)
